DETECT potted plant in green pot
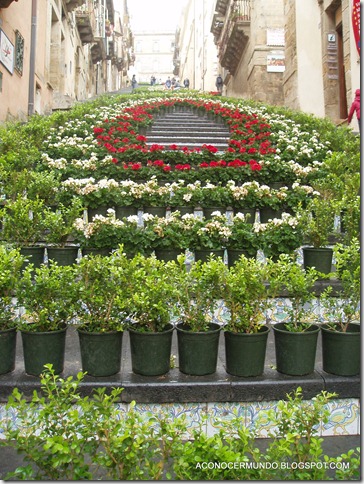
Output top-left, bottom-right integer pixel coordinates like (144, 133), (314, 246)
(151, 212), (192, 262)
(271, 255), (321, 376)
(187, 213), (231, 263)
(256, 213), (304, 262)
(168, 180), (195, 215)
(300, 195), (337, 275)
(139, 178), (170, 217)
(73, 209), (125, 256)
(44, 199), (84, 265)
(226, 212), (259, 267)
(0, 196), (48, 268)
(199, 183), (230, 219)
(222, 255), (279, 377)
(319, 240), (360, 376)
(0, 246), (25, 374)
(124, 254), (178, 376)
(16, 261), (78, 376)
(113, 180), (141, 219)
(74, 248), (132, 377)
(226, 180), (258, 221)
(173, 255), (226, 376)
(256, 185), (286, 223)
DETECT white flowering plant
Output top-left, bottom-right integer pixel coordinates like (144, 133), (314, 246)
(254, 213), (304, 259)
(226, 213), (259, 256)
(73, 210), (125, 250)
(187, 213), (231, 250)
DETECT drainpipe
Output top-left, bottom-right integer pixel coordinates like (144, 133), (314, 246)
(28, 0), (37, 116)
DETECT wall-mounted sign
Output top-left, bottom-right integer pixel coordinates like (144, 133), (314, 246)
(0, 30), (14, 74)
(267, 51), (285, 72)
(267, 28), (285, 46)
(328, 33), (336, 43)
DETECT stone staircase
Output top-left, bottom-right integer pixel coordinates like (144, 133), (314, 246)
(145, 110), (230, 151)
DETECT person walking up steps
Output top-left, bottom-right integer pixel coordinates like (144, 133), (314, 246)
(347, 89), (360, 133)
(216, 74), (223, 94)
(131, 74), (137, 92)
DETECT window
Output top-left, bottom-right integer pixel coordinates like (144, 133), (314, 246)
(14, 30), (24, 75)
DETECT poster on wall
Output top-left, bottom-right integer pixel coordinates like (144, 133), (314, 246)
(0, 30), (14, 74)
(267, 51), (285, 72)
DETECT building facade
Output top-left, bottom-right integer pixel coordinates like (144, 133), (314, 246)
(283, 0), (360, 126)
(210, 0), (285, 104)
(0, 0), (134, 122)
(174, 0), (218, 92)
(133, 30), (175, 85)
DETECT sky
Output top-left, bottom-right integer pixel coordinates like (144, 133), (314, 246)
(125, 0), (188, 32)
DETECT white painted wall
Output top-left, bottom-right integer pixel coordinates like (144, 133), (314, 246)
(295, 1), (325, 117)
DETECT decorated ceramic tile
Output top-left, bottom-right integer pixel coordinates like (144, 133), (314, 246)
(132, 402), (207, 437)
(266, 298), (290, 325)
(320, 399), (360, 436)
(245, 401), (280, 438)
(206, 402), (247, 437)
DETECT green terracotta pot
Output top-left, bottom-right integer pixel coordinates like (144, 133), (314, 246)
(227, 248), (256, 268)
(202, 207), (226, 219)
(273, 322), (319, 376)
(303, 247), (333, 275)
(224, 326), (269, 377)
(21, 327), (67, 376)
(142, 206), (166, 217)
(88, 206), (110, 220)
(231, 208), (256, 223)
(129, 324), (174, 376)
(82, 248), (112, 257)
(194, 249), (224, 263)
(20, 246), (45, 270)
(47, 247), (79, 266)
(259, 208), (282, 223)
(154, 248), (184, 262)
(114, 206), (139, 219)
(0, 327), (17, 375)
(176, 322), (221, 376)
(321, 323), (360, 376)
(78, 329), (123, 377)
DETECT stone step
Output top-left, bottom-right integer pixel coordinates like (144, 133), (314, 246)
(146, 112), (230, 150)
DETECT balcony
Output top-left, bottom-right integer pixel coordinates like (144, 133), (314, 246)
(217, 1), (251, 75)
(91, 38), (106, 64)
(219, 18), (250, 75)
(75, 7), (96, 44)
(65, 0), (86, 12)
(211, 12), (224, 39)
(215, 0), (229, 15)
(0, 0), (18, 7)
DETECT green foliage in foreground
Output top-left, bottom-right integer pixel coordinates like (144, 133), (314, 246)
(0, 366), (360, 480)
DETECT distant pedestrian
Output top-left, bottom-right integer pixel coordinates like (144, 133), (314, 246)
(347, 89), (360, 132)
(183, 78), (190, 88)
(131, 75), (137, 92)
(216, 74), (223, 94)
(165, 77), (172, 90)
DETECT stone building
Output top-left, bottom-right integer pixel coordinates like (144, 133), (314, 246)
(133, 30), (176, 85)
(0, 0), (134, 122)
(173, 0), (218, 92)
(210, 0), (285, 104)
(283, 0), (360, 126)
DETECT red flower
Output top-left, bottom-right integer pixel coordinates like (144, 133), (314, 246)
(93, 127), (104, 134)
(136, 135), (147, 142)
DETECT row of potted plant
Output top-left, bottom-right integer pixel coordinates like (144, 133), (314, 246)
(60, 177), (320, 213)
(0, 241), (359, 378)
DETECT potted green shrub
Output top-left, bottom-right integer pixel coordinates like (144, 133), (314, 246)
(226, 180), (259, 220)
(139, 178), (170, 217)
(168, 180), (195, 215)
(222, 255), (279, 376)
(113, 180), (141, 219)
(271, 255), (321, 376)
(74, 249), (132, 376)
(319, 240), (360, 376)
(173, 255), (226, 375)
(225, 212), (259, 267)
(0, 246), (25, 374)
(0, 196), (48, 268)
(16, 261), (78, 376)
(187, 213), (231, 263)
(124, 254), (178, 376)
(256, 185), (286, 223)
(44, 198), (84, 265)
(300, 196), (337, 274)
